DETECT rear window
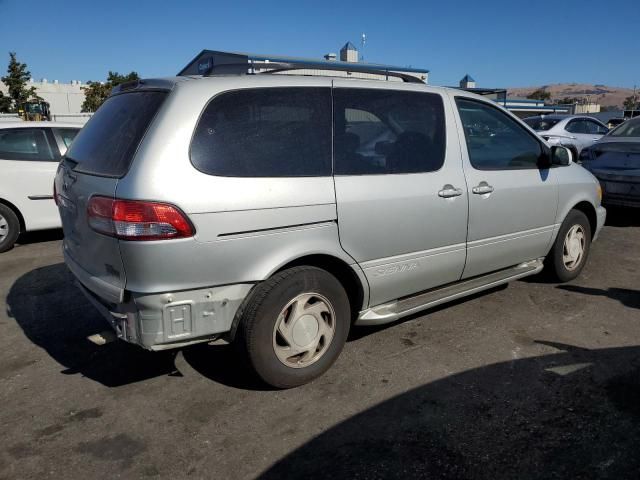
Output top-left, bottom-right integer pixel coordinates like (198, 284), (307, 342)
(66, 91), (167, 177)
(523, 117), (561, 131)
(190, 88), (332, 177)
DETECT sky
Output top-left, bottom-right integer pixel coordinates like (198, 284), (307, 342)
(1, 0), (638, 88)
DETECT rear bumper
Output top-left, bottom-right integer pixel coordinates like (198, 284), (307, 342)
(69, 263), (254, 350)
(64, 248), (124, 304)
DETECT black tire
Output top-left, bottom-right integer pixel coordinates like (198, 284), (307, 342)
(235, 266), (351, 388)
(0, 204), (20, 253)
(545, 209), (591, 282)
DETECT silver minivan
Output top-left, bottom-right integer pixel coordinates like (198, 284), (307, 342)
(55, 63), (606, 388)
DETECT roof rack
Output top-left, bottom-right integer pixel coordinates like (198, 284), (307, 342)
(201, 61), (424, 84)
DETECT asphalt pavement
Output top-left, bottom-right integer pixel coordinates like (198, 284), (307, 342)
(1, 208), (639, 479)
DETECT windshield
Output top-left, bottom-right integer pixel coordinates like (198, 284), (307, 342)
(608, 118), (640, 138)
(523, 117), (561, 131)
(66, 91), (167, 177)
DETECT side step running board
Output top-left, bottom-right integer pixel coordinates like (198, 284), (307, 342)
(356, 258), (544, 326)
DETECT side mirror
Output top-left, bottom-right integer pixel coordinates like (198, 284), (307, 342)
(551, 145), (572, 166)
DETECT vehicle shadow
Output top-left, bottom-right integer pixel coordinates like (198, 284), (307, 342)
(260, 342), (640, 479)
(6, 263), (180, 387)
(6, 262), (274, 390)
(557, 285), (640, 310)
(605, 206), (640, 227)
(16, 228), (64, 245)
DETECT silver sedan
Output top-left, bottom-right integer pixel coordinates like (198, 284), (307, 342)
(524, 115), (609, 157)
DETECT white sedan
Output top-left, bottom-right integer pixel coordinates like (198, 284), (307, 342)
(523, 114), (609, 158)
(0, 122), (81, 252)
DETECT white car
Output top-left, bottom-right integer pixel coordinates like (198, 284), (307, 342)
(523, 115), (609, 158)
(0, 122), (81, 252)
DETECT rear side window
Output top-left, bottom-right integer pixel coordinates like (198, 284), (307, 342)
(0, 128), (54, 161)
(52, 128), (79, 156)
(66, 91), (167, 177)
(53, 128), (79, 148)
(333, 89), (446, 175)
(190, 88), (331, 177)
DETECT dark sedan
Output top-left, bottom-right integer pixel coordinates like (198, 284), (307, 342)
(580, 117), (640, 208)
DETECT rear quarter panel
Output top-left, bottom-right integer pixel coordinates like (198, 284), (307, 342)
(115, 76), (366, 301)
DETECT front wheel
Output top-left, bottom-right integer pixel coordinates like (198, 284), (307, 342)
(236, 266), (351, 388)
(545, 209), (591, 282)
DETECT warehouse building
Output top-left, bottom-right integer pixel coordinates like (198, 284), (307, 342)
(0, 78), (86, 115)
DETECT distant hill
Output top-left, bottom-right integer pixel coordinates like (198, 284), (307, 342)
(507, 83), (635, 109)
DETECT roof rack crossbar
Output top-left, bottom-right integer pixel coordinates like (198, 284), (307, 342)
(202, 61), (424, 84)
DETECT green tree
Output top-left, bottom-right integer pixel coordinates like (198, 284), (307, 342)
(623, 94), (638, 111)
(81, 71), (139, 112)
(527, 88), (551, 101)
(0, 91), (12, 113)
(0, 52), (40, 113)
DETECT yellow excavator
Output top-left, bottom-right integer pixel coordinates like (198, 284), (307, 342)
(18, 100), (50, 121)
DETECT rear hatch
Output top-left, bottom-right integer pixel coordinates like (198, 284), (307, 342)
(55, 88), (169, 303)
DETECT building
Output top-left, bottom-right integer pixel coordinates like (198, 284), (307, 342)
(179, 46), (430, 84)
(460, 74), (475, 89)
(0, 78), (87, 116)
(496, 98), (571, 118)
(452, 75), (572, 118)
(340, 42), (358, 63)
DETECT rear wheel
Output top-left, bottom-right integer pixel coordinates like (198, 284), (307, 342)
(545, 209), (591, 282)
(0, 205), (20, 253)
(236, 266), (351, 388)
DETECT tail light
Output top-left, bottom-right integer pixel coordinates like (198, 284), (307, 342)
(87, 196), (194, 241)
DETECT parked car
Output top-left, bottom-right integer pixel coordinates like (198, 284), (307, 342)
(580, 116), (640, 207)
(606, 117), (626, 130)
(55, 67), (606, 388)
(523, 115), (609, 158)
(0, 122), (81, 252)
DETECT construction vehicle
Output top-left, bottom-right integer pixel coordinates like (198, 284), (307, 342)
(19, 100), (50, 121)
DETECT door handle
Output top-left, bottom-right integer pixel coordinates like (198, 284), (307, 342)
(472, 183), (494, 195)
(438, 185), (463, 198)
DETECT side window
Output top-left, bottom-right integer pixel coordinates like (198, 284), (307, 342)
(190, 88), (331, 177)
(0, 128), (54, 161)
(585, 120), (607, 135)
(566, 120), (586, 134)
(455, 98), (542, 170)
(52, 128), (80, 155)
(333, 89), (446, 175)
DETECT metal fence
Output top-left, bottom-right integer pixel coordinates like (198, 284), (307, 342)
(50, 113), (93, 124)
(0, 113), (93, 124)
(0, 113), (21, 122)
